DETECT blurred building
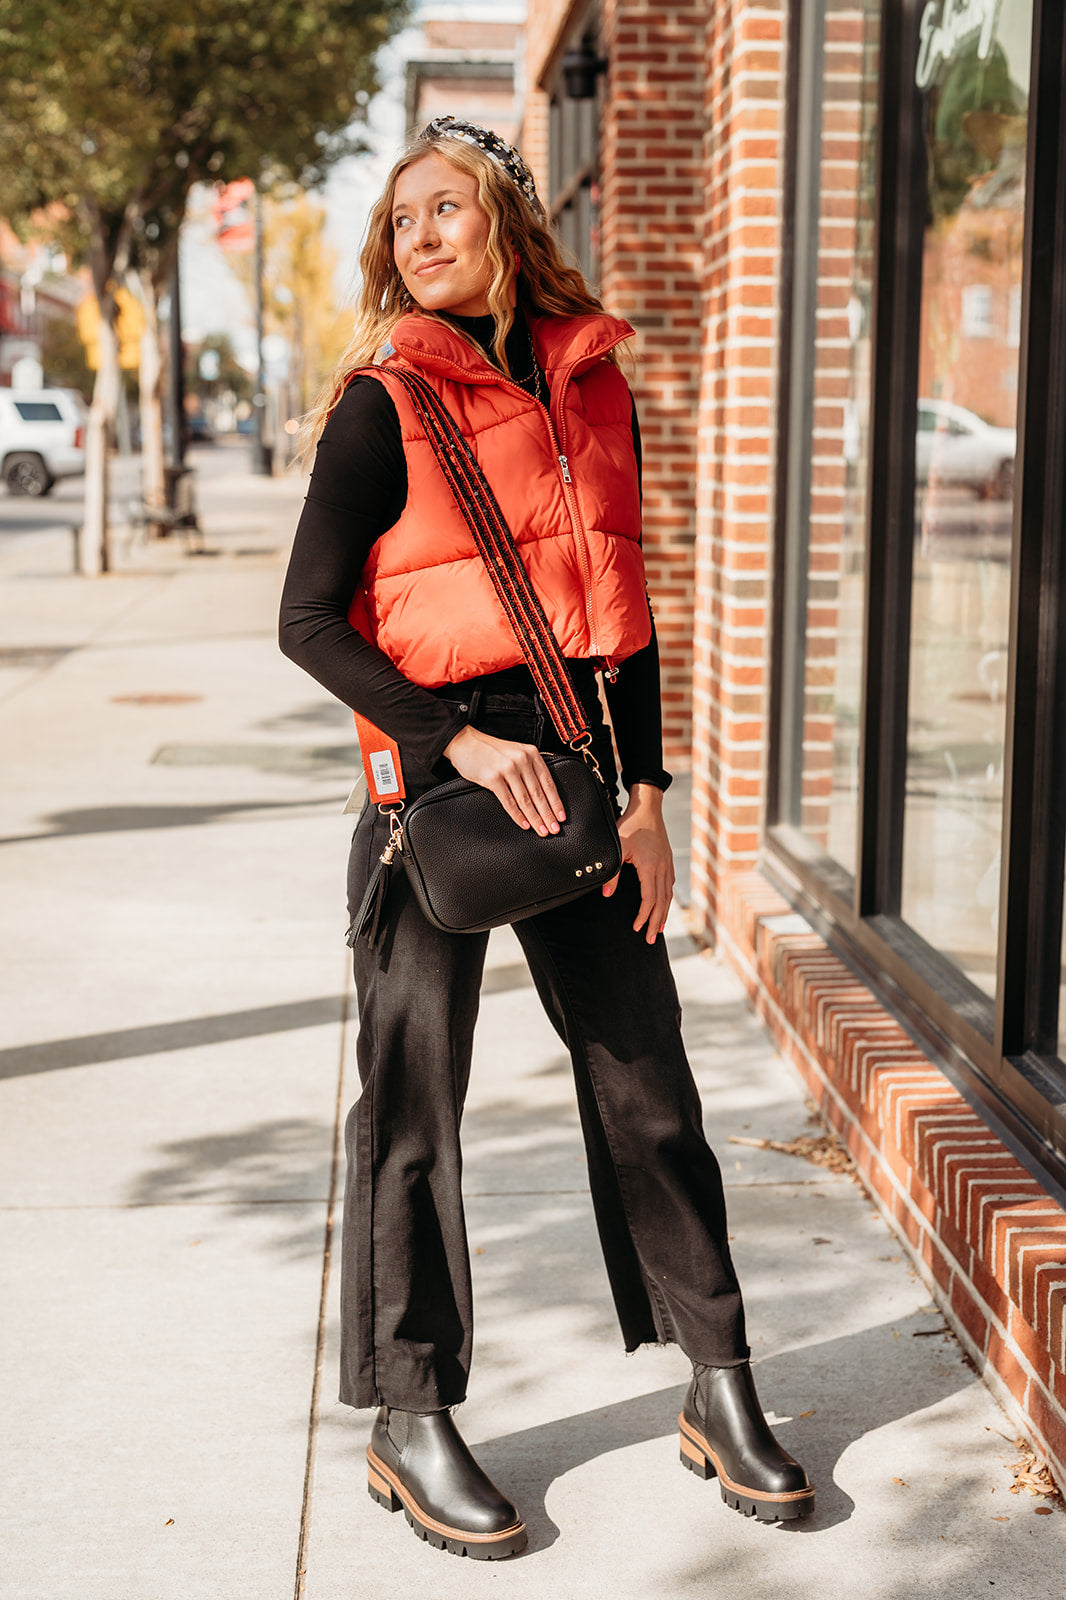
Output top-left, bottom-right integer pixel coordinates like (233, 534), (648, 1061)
(404, 4), (524, 141)
(0, 224), (85, 391)
(519, 0), (1066, 1490)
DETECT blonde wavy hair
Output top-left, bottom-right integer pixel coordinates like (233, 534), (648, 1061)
(301, 129), (627, 457)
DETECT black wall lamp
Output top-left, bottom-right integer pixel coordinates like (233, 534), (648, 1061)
(561, 36), (608, 100)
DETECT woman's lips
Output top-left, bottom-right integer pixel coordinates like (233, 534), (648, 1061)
(416, 258), (454, 276)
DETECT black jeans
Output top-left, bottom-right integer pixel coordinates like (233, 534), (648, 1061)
(339, 682), (749, 1411)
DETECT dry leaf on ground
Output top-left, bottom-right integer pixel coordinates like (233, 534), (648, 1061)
(1006, 1440), (1062, 1503)
(727, 1133), (854, 1173)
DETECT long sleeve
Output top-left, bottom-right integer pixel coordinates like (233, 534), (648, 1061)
(278, 376), (469, 778)
(601, 403), (673, 793)
(603, 610), (672, 792)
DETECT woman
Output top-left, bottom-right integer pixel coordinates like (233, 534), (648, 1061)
(280, 116), (813, 1558)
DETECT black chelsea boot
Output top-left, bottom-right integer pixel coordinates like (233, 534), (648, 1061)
(679, 1361), (815, 1522)
(366, 1405), (527, 1558)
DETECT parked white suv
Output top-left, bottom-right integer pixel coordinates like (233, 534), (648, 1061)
(915, 398), (1016, 500)
(0, 387), (87, 496)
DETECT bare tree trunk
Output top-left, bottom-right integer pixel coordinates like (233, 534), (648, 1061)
(132, 267), (165, 523)
(81, 313), (119, 575)
(81, 208), (133, 575)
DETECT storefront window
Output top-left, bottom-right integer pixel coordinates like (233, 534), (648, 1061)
(773, 0), (1066, 1174)
(900, 0), (1033, 997)
(778, 0), (881, 874)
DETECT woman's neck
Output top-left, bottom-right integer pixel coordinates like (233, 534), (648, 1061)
(443, 309), (527, 367)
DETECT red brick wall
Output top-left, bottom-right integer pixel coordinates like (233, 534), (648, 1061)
(691, 1), (788, 929)
(522, 0), (705, 769)
(520, 0), (579, 198)
(598, 0), (706, 768)
(720, 873), (1066, 1491)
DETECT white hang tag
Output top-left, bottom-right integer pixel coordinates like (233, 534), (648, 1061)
(368, 748), (400, 796)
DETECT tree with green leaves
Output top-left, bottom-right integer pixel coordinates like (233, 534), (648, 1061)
(0, 0), (408, 570)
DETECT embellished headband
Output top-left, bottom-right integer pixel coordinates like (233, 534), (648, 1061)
(419, 115), (546, 219)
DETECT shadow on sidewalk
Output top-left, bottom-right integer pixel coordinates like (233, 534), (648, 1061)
(322, 1316), (975, 1561)
(126, 1115), (336, 1258)
(0, 995), (346, 1080)
(0, 794), (344, 847)
(462, 1316), (972, 1549)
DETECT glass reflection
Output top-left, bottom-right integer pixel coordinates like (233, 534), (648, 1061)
(901, 1), (1032, 997)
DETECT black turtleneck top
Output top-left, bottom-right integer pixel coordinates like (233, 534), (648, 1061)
(278, 310), (671, 792)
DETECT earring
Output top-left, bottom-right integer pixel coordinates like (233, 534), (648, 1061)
(514, 253), (521, 273)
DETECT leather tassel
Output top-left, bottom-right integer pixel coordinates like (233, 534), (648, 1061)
(348, 858), (394, 948)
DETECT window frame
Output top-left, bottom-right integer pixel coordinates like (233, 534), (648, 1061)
(544, 7), (602, 287)
(767, 0), (1066, 1191)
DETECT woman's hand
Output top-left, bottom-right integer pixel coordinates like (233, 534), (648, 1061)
(443, 724), (567, 836)
(602, 782), (674, 943)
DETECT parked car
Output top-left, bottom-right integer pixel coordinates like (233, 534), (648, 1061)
(186, 412), (215, 444)
(0, 387), (87, 496)
(915, 398), (1016, 500)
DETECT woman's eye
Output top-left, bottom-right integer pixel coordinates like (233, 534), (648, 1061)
(394, 215), (409, 229)
(438, 200), (457, 214)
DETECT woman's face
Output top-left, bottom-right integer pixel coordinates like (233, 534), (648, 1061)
(392, 151), (495, 318)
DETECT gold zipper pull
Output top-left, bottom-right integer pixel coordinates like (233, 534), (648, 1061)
(558, 454), (572, 483)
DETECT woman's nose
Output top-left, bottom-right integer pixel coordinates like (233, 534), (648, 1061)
(411, 212), (440, 250)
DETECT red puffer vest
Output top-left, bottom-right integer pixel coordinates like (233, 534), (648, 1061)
(346, 310), (650, 687)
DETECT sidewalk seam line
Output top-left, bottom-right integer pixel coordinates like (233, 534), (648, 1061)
(0, 570), (175, 709)
(294, 950), (350, 1600)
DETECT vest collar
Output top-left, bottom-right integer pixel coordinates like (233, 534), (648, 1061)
(387, 309), (634, 385)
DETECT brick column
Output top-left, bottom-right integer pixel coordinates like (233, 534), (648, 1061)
(598, 0), (706, 769)
(690, 0), (788, 935)
(520, 0), (581, 199)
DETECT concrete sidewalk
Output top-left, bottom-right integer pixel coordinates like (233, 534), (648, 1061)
(1, 447), (1062, 1599)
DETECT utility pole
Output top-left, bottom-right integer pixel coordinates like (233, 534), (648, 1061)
(167, 250), (186, 482)
(251, 180), (271, 475)
(161, 243), (198, 534)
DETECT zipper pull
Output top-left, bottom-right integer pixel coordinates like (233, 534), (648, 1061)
(603, 657), (618, 683)
(558, 454), (572, 484)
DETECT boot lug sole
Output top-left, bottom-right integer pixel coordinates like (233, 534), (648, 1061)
(678, 1413), (815, 1522)
(367, 1448), (528, 1559)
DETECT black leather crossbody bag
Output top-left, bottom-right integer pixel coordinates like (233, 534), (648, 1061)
(351, 366), (622, 941)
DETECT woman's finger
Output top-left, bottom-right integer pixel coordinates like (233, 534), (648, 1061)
(531, 755), (566, 823)
(508, 776), (552, 833)
(492, 780), (531, 831)
(632, 880), (657, 937)
(509, 749), (565, 834)
(647, 884), (671, 943)
(516, 750), (566, 830)
(632, 865), (674, 941)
